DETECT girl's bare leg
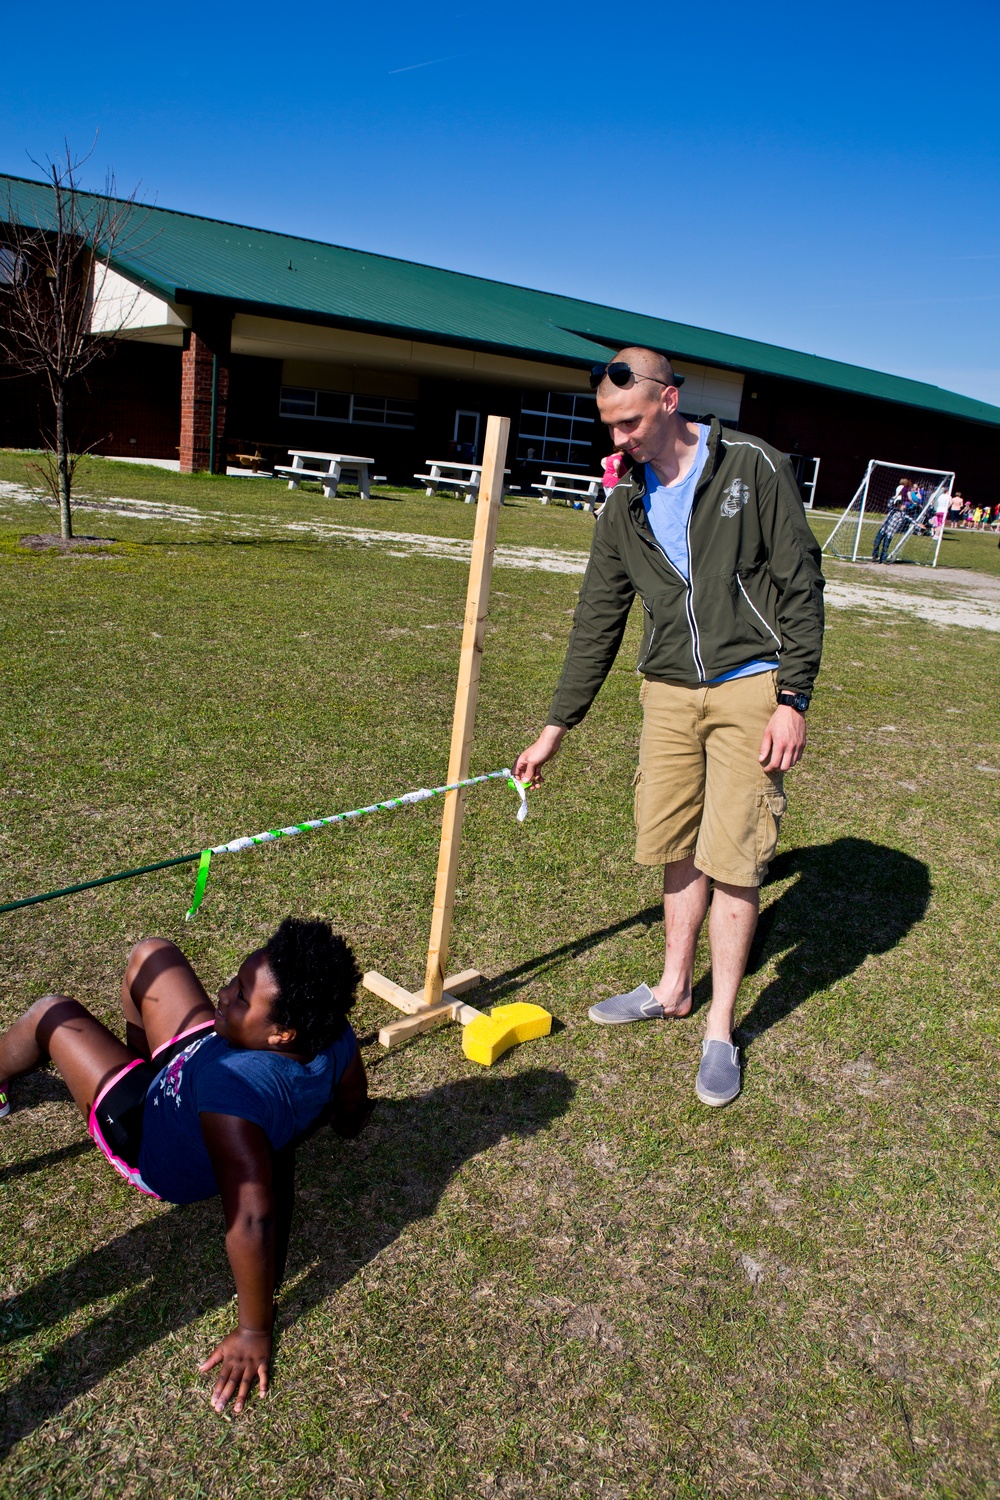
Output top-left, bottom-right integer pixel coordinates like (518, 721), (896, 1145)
(0, 995), (133, 1121)
(120, 939), (215, 1060)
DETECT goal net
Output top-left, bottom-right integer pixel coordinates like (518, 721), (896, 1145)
(822, 460), (954, 568)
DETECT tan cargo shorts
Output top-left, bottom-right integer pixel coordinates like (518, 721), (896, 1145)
(634, 670), (787, 887)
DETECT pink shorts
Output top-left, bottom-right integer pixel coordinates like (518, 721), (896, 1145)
(89, 1021), (215, 1195)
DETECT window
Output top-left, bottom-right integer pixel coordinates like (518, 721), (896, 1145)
(279, 386), (416, 429)
(0, 245), (25, 287)
(517, 390), (596, 467)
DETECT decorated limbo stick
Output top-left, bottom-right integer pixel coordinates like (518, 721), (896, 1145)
(362, 414), (552, 1067)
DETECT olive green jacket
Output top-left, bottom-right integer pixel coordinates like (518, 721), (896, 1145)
(547, 418), (825, 729)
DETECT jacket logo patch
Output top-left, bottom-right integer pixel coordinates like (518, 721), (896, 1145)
(720, 478), (750, 517)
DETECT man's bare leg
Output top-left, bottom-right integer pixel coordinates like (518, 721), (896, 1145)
(703, 882), (759, 1042)
(649, 856), (710, 1017)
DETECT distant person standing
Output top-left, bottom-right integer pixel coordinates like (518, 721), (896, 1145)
(949, 491), (963, 527)
(872, 498), (908, 563)
(933, 492), (948, 534)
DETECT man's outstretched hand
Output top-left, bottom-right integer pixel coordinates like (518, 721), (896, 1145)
(513, 725), (566, 789)
(758, 705), (806, 773)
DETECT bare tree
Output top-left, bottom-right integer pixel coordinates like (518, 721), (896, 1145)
(0, 145), (146, 538)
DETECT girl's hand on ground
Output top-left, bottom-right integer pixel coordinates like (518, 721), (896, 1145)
(199, 1327), (271, 1414)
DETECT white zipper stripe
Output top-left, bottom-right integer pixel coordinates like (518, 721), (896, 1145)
(636, 533), (701, 676)
(737, 575), (782, 646)
(722, 439), (776, 473)
(684, 503), (706, 679)
(638, 598), (656, 671)
(635, 483), (704, 678)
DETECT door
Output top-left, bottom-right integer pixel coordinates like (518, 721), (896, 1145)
(453, 410), (480, 462)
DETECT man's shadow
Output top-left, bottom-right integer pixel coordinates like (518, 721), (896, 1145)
(735, 836), (931, 1044)
(0, 1067), (573, 1456)
(477, 836), (929, 1051)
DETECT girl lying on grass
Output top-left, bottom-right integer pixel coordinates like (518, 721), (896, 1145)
(0, 917), (370, 1414)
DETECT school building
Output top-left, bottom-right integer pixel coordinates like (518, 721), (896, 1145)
(2, 171), (999, 506)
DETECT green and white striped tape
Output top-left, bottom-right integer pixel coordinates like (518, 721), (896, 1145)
(185, 767), (528, 917)
(0, 770), (529, 920)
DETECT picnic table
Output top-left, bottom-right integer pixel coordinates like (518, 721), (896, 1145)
(415, 459), (511, 504)
(275, 450), (376, 499)
(531, 470), (604, 511)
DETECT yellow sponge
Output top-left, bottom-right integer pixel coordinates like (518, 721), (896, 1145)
(462, 1002), (553, 1067)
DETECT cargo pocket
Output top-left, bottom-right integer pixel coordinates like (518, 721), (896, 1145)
(633, 766), (644, 831)
(755, 783), (787, 868)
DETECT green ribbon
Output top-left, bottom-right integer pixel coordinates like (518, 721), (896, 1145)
(184, 849), (213, 921)
(508, 776), (530, 822)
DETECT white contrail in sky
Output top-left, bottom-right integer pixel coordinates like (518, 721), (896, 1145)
(388, 57), (448, 74)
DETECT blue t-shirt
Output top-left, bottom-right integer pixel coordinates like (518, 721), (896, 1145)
(643, 432), (778, 685)
(642, 425), (709, 582)
(138, 1023), (358, 1204)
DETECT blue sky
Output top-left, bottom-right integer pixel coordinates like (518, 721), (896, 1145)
(3, 0), (999, 403)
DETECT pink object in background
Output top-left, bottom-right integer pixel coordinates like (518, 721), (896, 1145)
(602, 452), (626, 489)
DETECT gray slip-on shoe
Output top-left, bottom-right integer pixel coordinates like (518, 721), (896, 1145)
(588, 982), (665, 1025)
(695, 1039), (742, 1107)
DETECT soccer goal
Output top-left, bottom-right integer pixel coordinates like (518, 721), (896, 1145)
(822, 459), (955, 567)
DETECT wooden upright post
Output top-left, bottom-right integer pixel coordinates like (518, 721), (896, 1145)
(422, 414), (510, 1006)
(359, 418), (551, 1061)
(361, 413), (515, 1050)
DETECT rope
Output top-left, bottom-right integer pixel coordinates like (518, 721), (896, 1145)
(0, 769), (529, 920)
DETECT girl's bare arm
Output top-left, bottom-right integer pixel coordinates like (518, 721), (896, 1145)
(199, 1112), (276, 1414)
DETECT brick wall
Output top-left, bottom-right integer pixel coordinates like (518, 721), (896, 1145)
(179, 331), (229, 472)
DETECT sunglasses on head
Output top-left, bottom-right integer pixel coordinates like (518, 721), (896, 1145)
(589, 361), (685, 391)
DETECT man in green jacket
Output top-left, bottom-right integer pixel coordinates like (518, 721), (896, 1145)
(513, 347), (824, 1107)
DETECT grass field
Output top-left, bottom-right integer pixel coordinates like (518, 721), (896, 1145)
(1, 454), (999, 1499)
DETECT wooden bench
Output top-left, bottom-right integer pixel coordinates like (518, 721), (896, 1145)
(226, 440), (286, 475)
(530, 470), (603, 511)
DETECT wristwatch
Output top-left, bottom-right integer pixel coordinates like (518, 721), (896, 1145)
(777, 690), (809, 713)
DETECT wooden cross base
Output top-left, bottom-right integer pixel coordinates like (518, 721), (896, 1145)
(362, 968), (486, 1050)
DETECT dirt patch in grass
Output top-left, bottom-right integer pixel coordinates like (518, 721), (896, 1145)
(18, 533), (118, 554)
(823, 576), (1000, 630)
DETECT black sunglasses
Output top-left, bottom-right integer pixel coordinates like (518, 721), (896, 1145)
(589, 360), (685, 391)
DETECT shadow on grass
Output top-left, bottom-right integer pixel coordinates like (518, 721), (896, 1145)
(131, 537), (333, 549)
(0, 1067), (573, 1456)
(739, 836), (931, 1043)
(0, 1140), (91, 1187)
(480, 905), (665, 1005)
(479, 837), (930, 1049)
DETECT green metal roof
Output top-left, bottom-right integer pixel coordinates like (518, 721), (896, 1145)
(5, 171), (999, 428)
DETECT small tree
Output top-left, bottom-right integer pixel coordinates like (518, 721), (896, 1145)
(0, 146), (145, 538)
